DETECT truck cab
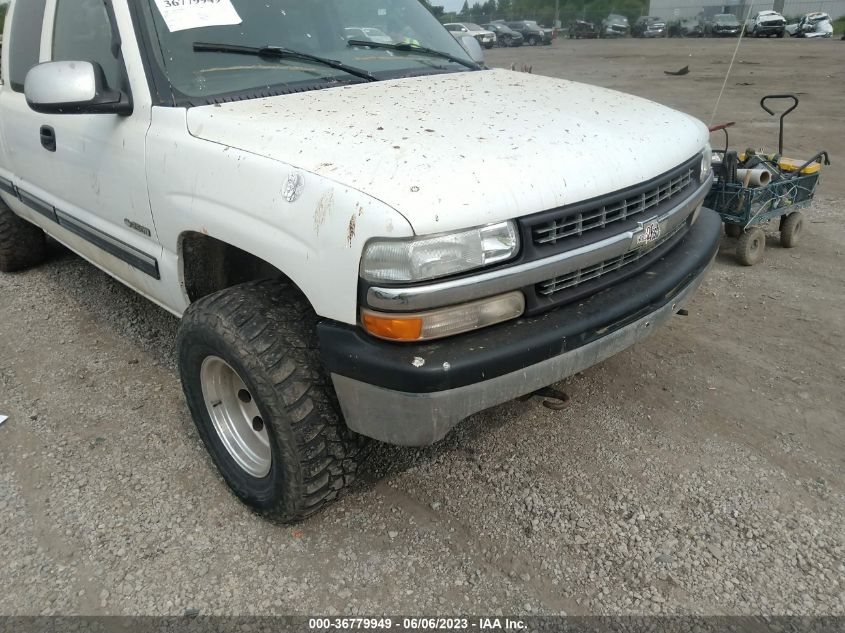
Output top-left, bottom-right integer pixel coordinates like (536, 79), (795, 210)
(0, 0), (720, 521)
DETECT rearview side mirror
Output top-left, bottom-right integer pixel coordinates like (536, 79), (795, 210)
(24, 61), (132, 116)
(459, 35), (485, 65)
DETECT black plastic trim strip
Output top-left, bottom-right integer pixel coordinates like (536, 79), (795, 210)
(18, 191), (58, 223)
(14, 186), (160, 280)
(0, 176), (17, 197)
(54, 210), (160, 279)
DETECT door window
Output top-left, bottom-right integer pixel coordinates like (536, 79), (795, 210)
(52, 0), (123, 90)
(7, 0), (49, 92)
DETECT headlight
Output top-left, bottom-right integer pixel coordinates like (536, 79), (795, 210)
(361, 221), (519, 283)
(700, 143), (713, 182)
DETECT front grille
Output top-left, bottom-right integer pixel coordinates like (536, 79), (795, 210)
(532, 167), (694, 247)
(537, 221), (686, 297)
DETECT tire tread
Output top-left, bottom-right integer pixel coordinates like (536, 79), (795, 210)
(0, 199), (47, 273)
(178, 279), (368, 522)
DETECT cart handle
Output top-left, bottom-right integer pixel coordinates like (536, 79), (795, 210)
(760, 94), (799, 156)
(789, 150), (831, 178)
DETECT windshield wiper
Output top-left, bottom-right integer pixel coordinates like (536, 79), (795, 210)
(193, 42), (377, 82)
(346, 40), (481, 71)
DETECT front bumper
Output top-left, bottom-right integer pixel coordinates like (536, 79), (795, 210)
(755, 24), (785, 33)
(319, 208), (722, 446)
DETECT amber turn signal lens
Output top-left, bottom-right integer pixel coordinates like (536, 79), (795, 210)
(361, 313), (423, 341)
(362, 292), (525, 342)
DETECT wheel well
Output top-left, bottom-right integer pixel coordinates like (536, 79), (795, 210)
(180, 232), (289, 303)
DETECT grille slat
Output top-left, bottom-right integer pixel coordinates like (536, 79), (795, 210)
(533, 169), (694, 246)
(537, 221), (687, 297)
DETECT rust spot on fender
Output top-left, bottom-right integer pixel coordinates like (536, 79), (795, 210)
(346, 214), (357, 247)
(314, 190), (334, 235)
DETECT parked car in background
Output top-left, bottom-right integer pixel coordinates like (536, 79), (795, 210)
(568, 19), (599, 39)
(632, 16), (667, 37)
(483, 22), (524, 47)
(786, 12), (834, 38)
(344, 27), (394, 44)
(600, 14), (630, 37)
(746, 10), (786, 37)
(444, 23), (497, 48)
(539, 23), (558, 41)
(669, 17), (705, 37)
(498, 20), (553, 45)
(707, 14), (741, 37)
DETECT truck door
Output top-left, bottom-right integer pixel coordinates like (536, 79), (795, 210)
(0, 0), (163, 288)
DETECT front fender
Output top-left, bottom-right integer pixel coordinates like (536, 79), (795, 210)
(146, 107), (414, 324)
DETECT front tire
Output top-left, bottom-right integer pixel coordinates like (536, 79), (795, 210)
(528, 35), (540, 46)
(0, 198), (47, 273)
(177, 280), (367, 522)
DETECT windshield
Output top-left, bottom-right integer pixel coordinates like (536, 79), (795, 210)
(714, 15), (738, 23)
(137, 0), (474, 101)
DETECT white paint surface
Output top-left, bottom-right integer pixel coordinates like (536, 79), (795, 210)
(187, 69), (709, 236)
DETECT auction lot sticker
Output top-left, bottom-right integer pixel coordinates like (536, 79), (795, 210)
(154, 0), (242, 32)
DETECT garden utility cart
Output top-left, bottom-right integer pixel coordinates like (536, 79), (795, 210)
(707, 94), (830, 266)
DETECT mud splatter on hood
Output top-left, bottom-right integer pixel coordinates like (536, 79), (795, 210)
(186, 69), (708, 235)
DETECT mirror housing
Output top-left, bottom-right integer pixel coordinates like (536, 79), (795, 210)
(459, 35), (485, 65)
(25, 61), (132, 116)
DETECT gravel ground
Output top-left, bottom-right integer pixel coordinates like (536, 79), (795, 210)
(1, 39), (844, 617)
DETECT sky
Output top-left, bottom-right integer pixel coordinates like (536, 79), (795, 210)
(441, 0), (466, 11)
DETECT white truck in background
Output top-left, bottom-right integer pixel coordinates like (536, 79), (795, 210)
(0, 0), (719, 522)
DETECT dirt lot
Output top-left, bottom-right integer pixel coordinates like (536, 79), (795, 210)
(1, 38), (843, 617)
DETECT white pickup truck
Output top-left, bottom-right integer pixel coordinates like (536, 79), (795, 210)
(0, 0), (719, 521)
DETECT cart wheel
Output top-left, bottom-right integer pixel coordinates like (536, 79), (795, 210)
(736, 227), (766, 266)
(779, 212), (803, 248)
(725, 223), (743, 238)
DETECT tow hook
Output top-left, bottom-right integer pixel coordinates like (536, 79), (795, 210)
(518, 386), (571, 411)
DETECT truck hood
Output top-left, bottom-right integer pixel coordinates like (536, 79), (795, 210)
(186, 68), (708, 235)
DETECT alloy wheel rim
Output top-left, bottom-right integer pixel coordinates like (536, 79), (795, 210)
(200, 356), (271, 478)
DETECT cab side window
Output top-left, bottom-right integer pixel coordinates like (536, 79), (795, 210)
(52, 0), (123, 90)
